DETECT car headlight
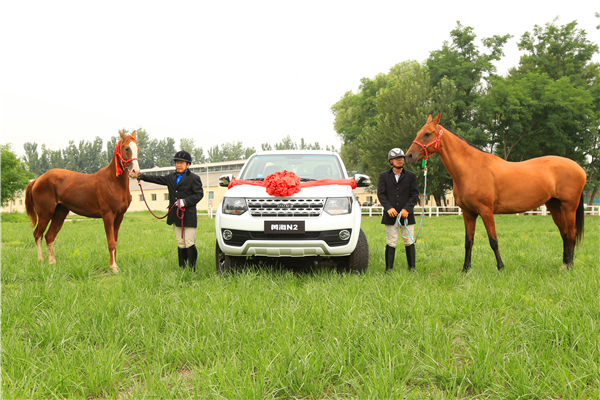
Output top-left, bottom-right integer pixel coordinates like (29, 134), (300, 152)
(324, 197), (352, 215)
(222, 197), (248, 215)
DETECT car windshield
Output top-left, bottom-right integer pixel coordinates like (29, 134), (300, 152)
(239, 154), (344, 181)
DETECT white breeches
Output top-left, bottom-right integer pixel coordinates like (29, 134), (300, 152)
(385, 224), (414, 247)
(173, 226), (196, 248)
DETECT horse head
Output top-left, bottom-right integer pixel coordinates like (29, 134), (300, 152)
(117, 130), (140, 178)
(406, 112), (442, 164)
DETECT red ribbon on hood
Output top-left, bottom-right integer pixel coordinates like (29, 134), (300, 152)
(228, 170), (357, 196)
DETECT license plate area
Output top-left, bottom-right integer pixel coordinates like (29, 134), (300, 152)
(264, 221), (305, 234)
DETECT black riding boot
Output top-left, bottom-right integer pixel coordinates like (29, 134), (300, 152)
(385, 245), (396, 272)
(178, 247), (188, 268)
(186, 245), (198, 271)
(406, 244), (416, 272)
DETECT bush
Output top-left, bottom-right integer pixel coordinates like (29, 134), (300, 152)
(1, 212), (30, 223)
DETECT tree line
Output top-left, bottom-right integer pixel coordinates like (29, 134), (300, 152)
(20, 131), (332, 178)
(331, 18), (600, 205)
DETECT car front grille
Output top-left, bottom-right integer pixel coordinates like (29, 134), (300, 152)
(247, 198), (326, 218)
(222, 229), (351, 247)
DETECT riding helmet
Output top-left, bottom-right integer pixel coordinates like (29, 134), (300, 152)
(388, 148), (405, 161)
(173, 150), (192, 163)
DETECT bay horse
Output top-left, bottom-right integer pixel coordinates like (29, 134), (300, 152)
(405, 113), (586, 271)
(25, 131), (140, 273)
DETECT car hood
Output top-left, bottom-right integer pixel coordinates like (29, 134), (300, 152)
(223, 184), (356, 198)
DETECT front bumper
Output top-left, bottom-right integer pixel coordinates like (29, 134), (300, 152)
(216, 204), (362, 257)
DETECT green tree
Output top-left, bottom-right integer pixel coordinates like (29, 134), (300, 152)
(1, 144), (35, 206)
(207, 141), (254, 162)
(23, 142), (42, 176)
(427, 22), (511, 144)
(516, 19), (598, 86)
(155, 137), (177, 167)
(135, 128), (157, 169)
(243, 147), (256, 159)
(359, 61), (457, 205)
(479, 19), (599, 164)
(331, 74), (391, 171)
(180, 138), (206, 164)
(274, 135), (298, 150)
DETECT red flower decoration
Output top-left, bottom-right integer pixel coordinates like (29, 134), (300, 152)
(264, 170), (301, 197)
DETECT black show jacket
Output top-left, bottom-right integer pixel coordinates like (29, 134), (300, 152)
(139, 169), (204, 228)
(377, 167), (420, 226)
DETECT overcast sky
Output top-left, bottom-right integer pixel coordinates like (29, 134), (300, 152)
(2, 1), (599, 159)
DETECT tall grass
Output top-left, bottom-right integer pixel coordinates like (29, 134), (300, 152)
(2, 213), (599, 399)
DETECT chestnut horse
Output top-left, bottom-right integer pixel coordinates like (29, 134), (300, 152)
(406, 113), (586, 271)
(25, 131), (140, 273)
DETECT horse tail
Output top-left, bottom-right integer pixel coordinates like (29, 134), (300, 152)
(575, 192), (585, 246)
(25, 180), (37, 228)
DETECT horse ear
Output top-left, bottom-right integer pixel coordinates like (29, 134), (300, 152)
(426, 114), (433, 123)
(434, 112), (441, 124)
(119, 131), (126, 140)
(132, 130), (137, 139)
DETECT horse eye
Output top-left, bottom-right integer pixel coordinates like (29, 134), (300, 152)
(425, 132), (431, 137)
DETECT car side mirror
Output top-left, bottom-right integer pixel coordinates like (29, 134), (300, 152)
(219, 174), (234, 187)
(354, 174), (371, 188)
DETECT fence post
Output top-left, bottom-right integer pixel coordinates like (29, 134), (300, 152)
(541, 205), (547, 216)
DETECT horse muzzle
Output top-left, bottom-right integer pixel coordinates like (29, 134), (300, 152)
(405, 150), (420, 164)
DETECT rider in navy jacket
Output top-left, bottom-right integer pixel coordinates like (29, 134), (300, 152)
(377, 148), (419, 272)
(135, 151), (204, 270)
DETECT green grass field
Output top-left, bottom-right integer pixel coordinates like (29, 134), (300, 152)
(2, 213), (599, 399)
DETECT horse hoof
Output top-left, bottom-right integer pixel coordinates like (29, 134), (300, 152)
(110, 265), (119, 274)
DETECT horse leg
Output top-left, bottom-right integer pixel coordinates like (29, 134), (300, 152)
(546, 199), (569, 269)
(560, 202), (579, 270)
(34, 220), (50, 262)
(479, 211), (504, 271)
(44, 205), (70, 264)
(102, 213), (119, 273)
(33, 215), (51, 262)
(113, 213), (125, 262)
(461, 211), (477, 272)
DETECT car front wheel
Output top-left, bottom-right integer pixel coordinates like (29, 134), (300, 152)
(215, 240), (245, 275)
(337, 229), (369, 273)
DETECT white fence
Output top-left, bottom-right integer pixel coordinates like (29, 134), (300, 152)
(361, 205), (600, 217)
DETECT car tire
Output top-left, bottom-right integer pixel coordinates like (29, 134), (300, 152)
(215, 240), (245, 275)
(338, 229), (369, 273)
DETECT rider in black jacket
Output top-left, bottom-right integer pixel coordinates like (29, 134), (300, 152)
(134, 151), (204, 270)
(377, 148), (420, 272)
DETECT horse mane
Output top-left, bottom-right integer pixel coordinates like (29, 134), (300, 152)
(443, 127), (489, 154)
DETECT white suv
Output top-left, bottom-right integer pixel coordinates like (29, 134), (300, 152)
(215, 150), (370, 273)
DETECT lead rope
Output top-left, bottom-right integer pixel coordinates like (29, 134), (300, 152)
(395, 159), (427, 243)
(138, 178), (186, 238)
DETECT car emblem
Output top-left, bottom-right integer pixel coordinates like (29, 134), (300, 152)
(277, 204), (293, 209)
